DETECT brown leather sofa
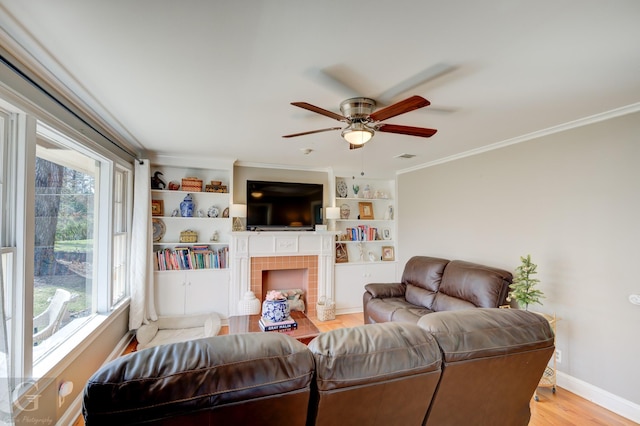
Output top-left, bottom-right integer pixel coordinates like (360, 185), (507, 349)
(83, 309), (553, 426)
(363, 256), (513, 324)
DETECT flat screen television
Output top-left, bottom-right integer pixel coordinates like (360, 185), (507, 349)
(246, 180), (324, 231)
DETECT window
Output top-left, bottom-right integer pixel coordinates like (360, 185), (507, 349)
(0, 95), (133, 384)
(32, 131), (100, 358)
(111, 167), (130, 307)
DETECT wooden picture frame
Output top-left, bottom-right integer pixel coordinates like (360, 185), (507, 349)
(151, 199), (164, 216)
(382, 246), (395, 261)
(358, 202), (374, 220)
(336, 242), (349, 263)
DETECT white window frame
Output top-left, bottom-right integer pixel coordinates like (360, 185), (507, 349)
(0, 95), (133, 386)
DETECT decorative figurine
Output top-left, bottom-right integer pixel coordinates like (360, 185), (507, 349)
(362, 184), (372, 199)
(150, 171), (166, 190)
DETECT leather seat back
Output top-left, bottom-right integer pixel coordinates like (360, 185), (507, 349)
(402, 256), (450, 309)
(432, 260), (512, 311)
(83, 333), (314, 426)
(418, 308), (555, 426)
(307, 322), (442, 426)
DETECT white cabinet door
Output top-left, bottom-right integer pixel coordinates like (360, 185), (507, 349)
(185, 269), (230, 317)
(154, 271), (187, 316)
(154, 269), (230, 317)
(334, 262), (397, 314)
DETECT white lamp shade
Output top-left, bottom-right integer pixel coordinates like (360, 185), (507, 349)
(326, 206), (341, 220)
(230, 203), (246, 218)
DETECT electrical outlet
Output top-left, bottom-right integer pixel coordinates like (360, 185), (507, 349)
(555, 349), (562, 364)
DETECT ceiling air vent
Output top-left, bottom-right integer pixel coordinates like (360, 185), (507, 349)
(394, 153), (416, 159)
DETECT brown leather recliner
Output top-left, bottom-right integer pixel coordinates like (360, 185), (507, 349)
(83, 309), (553, 426)
(418, 308), (555, 426)
(83, 333), (315, 426)
(307, 322), (442, 426)
(363, 256), (512, 324)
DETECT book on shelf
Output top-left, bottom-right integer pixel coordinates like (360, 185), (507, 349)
(346, 225), (378, 241)
(259, 316), (298, 332)
(154, 245), (229, 271)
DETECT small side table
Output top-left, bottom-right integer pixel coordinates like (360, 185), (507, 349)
(534, 312), (557, 401)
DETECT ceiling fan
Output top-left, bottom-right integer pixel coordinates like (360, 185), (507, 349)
(282, 95), (437, 149)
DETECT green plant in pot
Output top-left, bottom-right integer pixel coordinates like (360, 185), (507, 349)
(507, 254), (544, 310)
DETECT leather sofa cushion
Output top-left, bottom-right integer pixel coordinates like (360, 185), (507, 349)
(405, 283), (437, 309)
(308, 322), (442, 426)
(433, 260), (511, 311)
(366, 297), (432, 323)
(401, 256), (449, 292)
(83, 333), (314, 425)
(417, 308), (554, 362)
(309, 322), (441, 390)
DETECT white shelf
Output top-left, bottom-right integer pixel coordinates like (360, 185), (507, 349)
(337, 240), (394, 244)
(336, 197), (393, 202)
(336, 219), (393, 222)
(153, 241), (229, 246)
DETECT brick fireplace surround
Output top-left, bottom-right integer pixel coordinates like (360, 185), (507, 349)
(251, 255), (318, 317)
(230, 232), (336, 318)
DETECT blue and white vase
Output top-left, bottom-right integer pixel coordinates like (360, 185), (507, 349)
(180, 193), (194, 217)
(262, 298), (290, 323)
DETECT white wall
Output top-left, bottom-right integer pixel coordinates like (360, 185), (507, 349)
(397, 111), (640, 407)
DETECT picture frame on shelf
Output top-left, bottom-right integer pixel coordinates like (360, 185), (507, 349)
(382, 228), (391, 240)
(151, 199), (164, 216)
(336, 242), (349, 263)
(358, 202), (374, 220)
(382, 246), (395, 261)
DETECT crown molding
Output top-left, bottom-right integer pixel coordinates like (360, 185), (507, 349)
(0, 12), (141, 156)
(397, 102), (640, 176)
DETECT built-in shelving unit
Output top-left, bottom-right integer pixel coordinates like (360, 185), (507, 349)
(333, 176), (398, 314)
(149, 162), (233, 317)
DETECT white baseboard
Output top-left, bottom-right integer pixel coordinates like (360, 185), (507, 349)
(557, 371), (640, 423)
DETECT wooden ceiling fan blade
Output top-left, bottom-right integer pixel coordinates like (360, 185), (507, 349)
(376, 124), (438, 138)
(310, 64), (377, 98)
(282, 127), (342, 138)
(376, 63), (457, 104)
(369, 96), (431, 122)
(291, 102), (347, 122)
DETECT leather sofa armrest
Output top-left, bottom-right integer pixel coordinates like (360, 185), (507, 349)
(364, 283), (406, 298)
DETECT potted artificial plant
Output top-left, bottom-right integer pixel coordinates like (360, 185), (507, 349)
(507, 254), (544, 310)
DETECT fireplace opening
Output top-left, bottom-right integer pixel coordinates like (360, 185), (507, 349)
(250, 255), (318, 317)
(263, 269), (308, 311)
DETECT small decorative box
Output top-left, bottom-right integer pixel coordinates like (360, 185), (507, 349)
(179, 230), (198, 243)
(181, 177), (203, 192)
(205, 184), (228, 193)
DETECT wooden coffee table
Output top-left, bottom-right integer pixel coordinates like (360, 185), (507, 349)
(228, 311), (321, 345)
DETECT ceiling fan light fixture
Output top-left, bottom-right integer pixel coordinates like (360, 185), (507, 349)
(341, 123), (374, 145)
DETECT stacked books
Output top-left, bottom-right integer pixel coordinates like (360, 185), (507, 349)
(259, 316), (298, 332)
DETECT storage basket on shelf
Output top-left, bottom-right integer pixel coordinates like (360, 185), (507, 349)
(181, 177), (203, 192)
(179, 230), (198, 243)
(316, 296), (336, 321)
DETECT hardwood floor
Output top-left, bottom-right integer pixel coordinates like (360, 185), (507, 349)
(78, 313), (635, 426)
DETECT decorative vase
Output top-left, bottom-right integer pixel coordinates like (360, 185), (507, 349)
(362, 184), (372, 199)
(238, 291), (261, 315)
(262, 298), (290, 323)
(180, 193), (194, 217)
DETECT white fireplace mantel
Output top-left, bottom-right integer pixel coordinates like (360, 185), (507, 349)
(229, 231), (337, 316)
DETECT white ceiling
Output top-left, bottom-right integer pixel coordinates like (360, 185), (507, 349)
(1, 0), (639, 177)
